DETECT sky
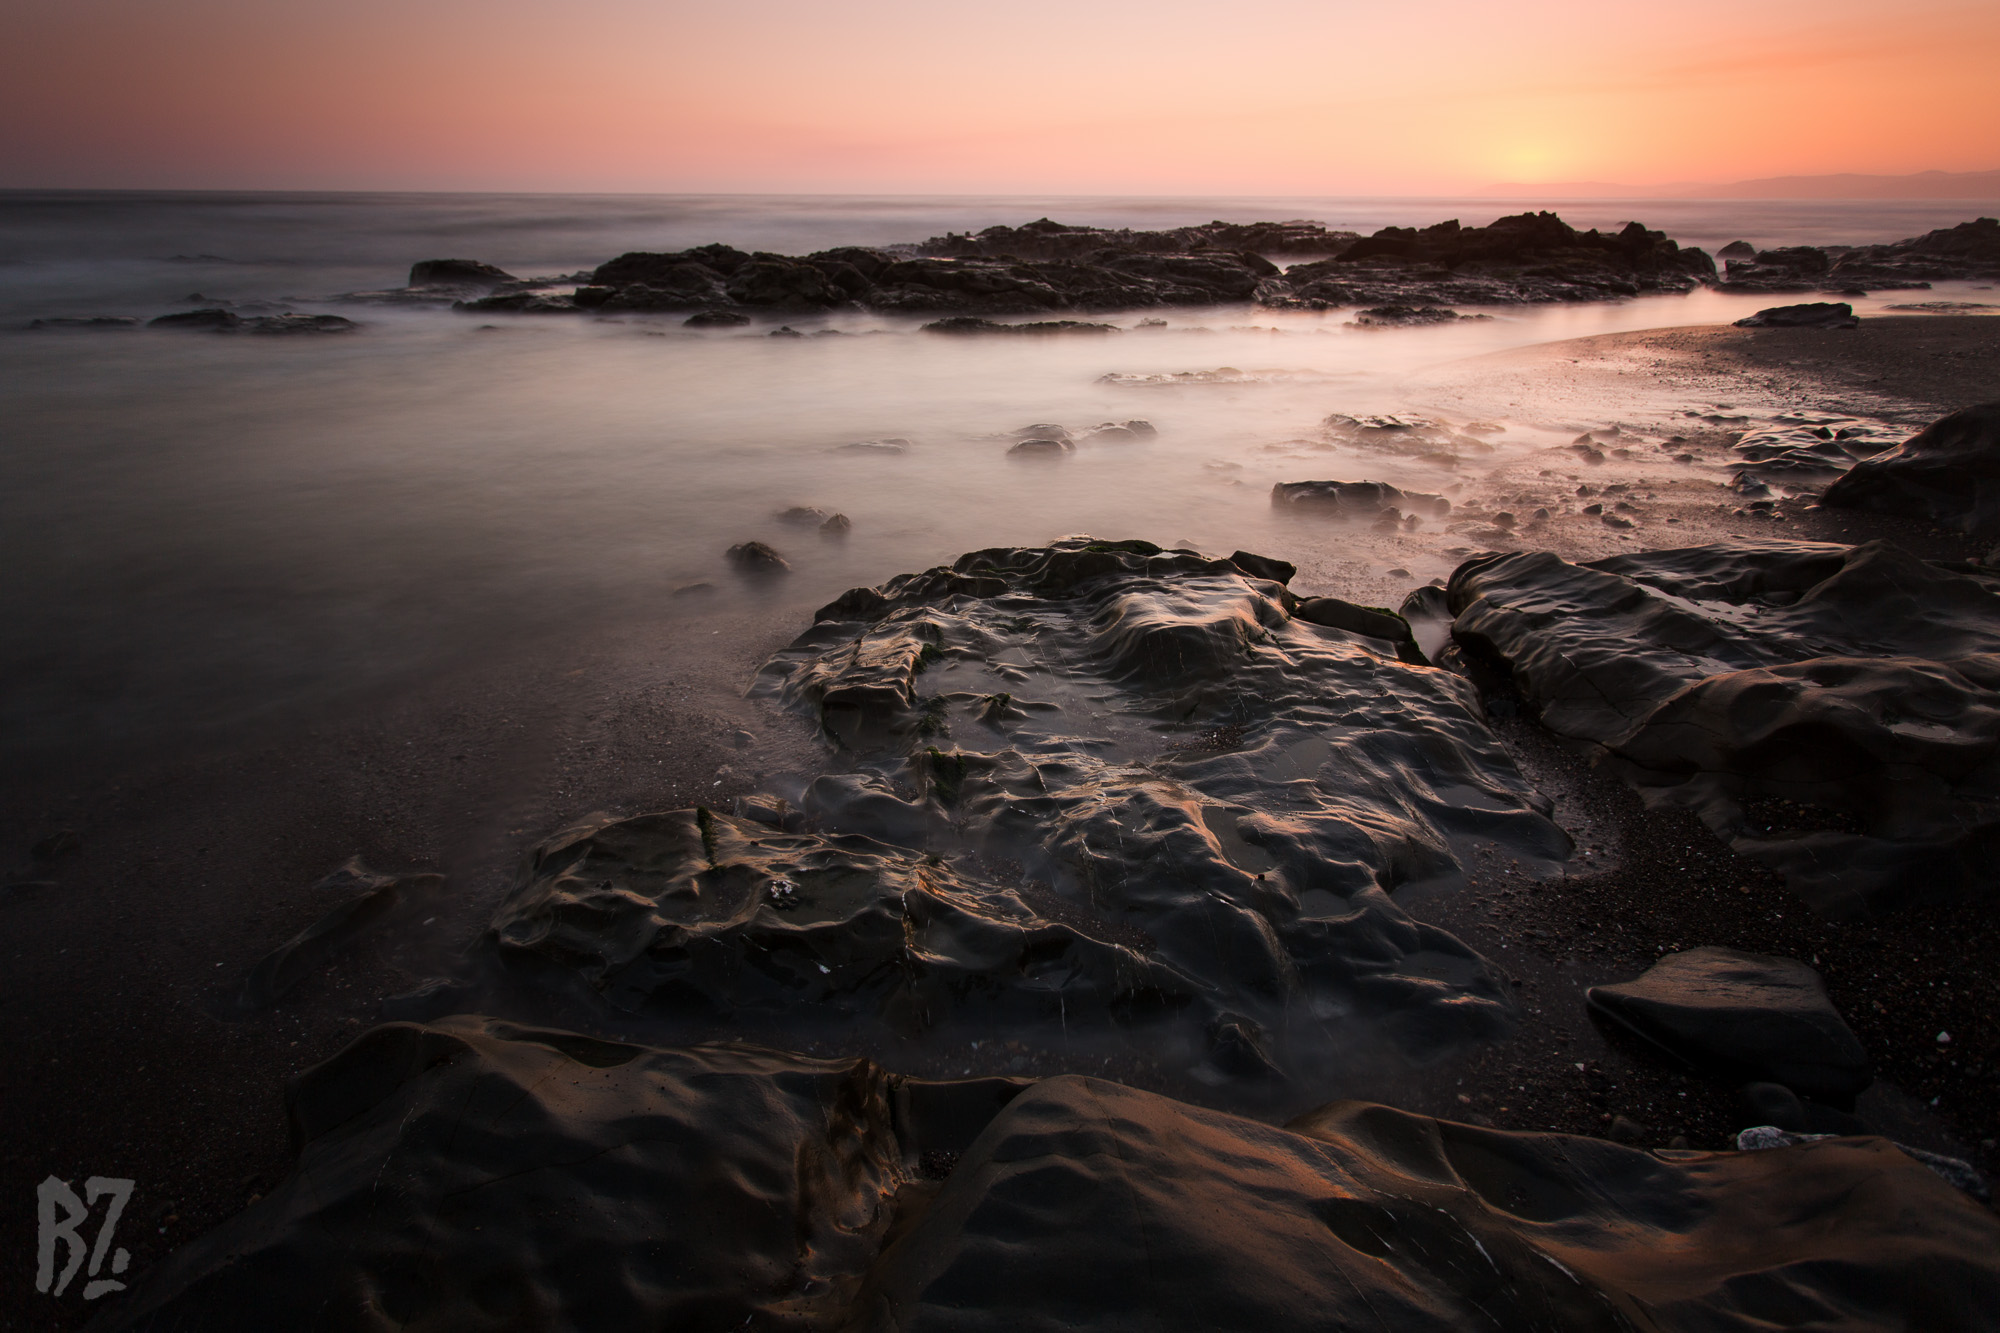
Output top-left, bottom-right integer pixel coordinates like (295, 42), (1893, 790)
(2, 0), (1997, 194)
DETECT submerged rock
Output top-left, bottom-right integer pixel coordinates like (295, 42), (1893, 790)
(683, 308), (751, 327)
(1271, 479), (1451, 520)
(147, 308), (357, 334)
(1446, 540), (2000, 913)
(101, 1017), (2000, 1331)
(1821, 401), (2000, 535)
(1586, 947), (1871, 1102)
(921, 317), (1119, 334)
(1734, 301), (1860, 329)
(726, 540), (790, 572)
(1352, 305), (1481, 326)
(1006, 436), (1073, 457)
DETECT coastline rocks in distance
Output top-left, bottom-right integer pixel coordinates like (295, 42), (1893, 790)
(1734, 301), (1859, 329)
(1585, 947), (1872, 1103)
(147, 308), (357, 334)
(1720, 218), (2000, 293)
(684, 308), (751, 327)
(100, 1017), (2000, 1332)
(1352, 305), (1486, 326)
(922, 317), (1119, 334)
(726, 540), (790, 572)
(1444, 539), (2000, 914)
(27, 315), (139, 330)
(916, 216), (1362, 260)
(1267, 212), (1716, 310)
(1272, 479), (1452, 522)
(1820, 402), (2000, 535)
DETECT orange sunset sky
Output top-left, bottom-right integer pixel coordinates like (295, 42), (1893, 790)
(2, 0), (1996, 194)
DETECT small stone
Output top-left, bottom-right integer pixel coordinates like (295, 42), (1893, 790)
(1608, 1115), (1649, 1145)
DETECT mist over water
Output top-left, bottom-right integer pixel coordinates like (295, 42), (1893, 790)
(2, 191), (1992, 759)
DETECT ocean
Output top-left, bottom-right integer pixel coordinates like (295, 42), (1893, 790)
(2, 191), (1992, 765)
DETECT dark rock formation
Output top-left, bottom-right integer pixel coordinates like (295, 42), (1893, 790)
(726, 540), (789, 572)
(1585, 947), (1871, 1102)
(916, 216), (1360, 261)
(1352, 305), (1483, 326)
(1733, 301), (1859, 329)
(777, 505), (834, 527)
(147, 309), (357, 334)
(99, 1018), (2000, 1331)
(1225, 550), (1295, 584)
(1268, 213), (1716, 310)
(1320, 413), (1499, 465)
(1720, 219), (2000, 293)
(1446, 540), (2000, 914)
(26, 316), (138, 329)
(1726, 415), (1904, 499)
(683, 308), (750, 327)
(820, 512), (852, 537)
(1718, 240), (1757, 259)
(490, 540), (1566, 1079)
(921, 317), (1119, 334)
(1006, 436), (1073, 457)
(1821, 402), (2000, 535)
(407, 258), (515, 289)
(1272, 479), (1451, 521)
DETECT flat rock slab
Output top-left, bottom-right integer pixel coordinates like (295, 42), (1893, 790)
(1448, 539), (2000, 914)
(97, 1018), (2000, 1331)
(492, 540), (1578, 1084)
(1586, 947), (1871, 1102)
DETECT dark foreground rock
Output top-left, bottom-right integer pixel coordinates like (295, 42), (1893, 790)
(1821, 401), (2000, 535)
(1586, 947), (1871, 1102)
(493, 539), (1568, 1080)
(1272, 479), (1452, 522)
(1734, 301), (1859, 329)
(1446, 539), (2000, 914)
(94, 1017), (2000, 1331)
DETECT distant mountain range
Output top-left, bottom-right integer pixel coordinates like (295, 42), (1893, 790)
(1480, 169), (2000, 200)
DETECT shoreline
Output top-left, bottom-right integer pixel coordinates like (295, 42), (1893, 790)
(7, 312), (1999, 1325)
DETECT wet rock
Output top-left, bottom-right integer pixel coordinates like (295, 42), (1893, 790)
(237, 861), (444, 1010)
(1293, 597), (1423, 662)
(768, 324), (807, 338)
(820, 512), (853, 537)
(726, 540), (789, 572)
(1718, 240), (1757, 259)
(835, 437), (911, 455)
(917, 216), (1359, 261)
(1271, 479), (1451, 520)
(1225, 550), (1295, 584)
(1447, 539), (2000, 913)
(1737, 1126), (1990, 1201)
(922, 317), (1119, 334)
(1352, 305), (1482, 326)
(1270, 212), (1714, 309)
(777, 505), (834, 527)
(1733, 301), (1859, 329)
(105, 1021), (2000, 1331)
(1587, 947), (1871, 1102)
(683, 308), (751, 327)
(1821, 401), (2000, 535)
(147, 307), (240, 329)
(377, 976), (475, 1022)
(1320, 413), (1494, 463)
(1007, 436), (1074, 457)
(407, 258), (515, 289)
(27, 316), (138, 329)
(1607, 1113), (1650, 1145)
(1726, 414), (1904, 498)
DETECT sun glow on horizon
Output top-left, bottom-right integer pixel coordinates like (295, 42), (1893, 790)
(0, 0), (1995, 193)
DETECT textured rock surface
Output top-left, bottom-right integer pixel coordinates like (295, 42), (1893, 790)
(96, 1018), (2000, 1332)
(1821, 401), (2000, 535)
(1446, 540), (2000, 913)
(1585, 947), (1871, 1101)
(492, 540), (1569, 1078)
(1733, 301), (1859, 329)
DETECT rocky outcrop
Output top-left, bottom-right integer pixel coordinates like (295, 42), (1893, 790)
(1271, 479), (1452, 522)
(147, 309), (356, 334)
(1265, 213), (1716, 309)
(1733, 301), (1859, 329)
(1445, 540), (2000, 914)
(915, 216), (1360, 260)
(1821, 402), (2000, 535)
(489, 539), (1569, 1081)
(1586, 947), (1871, 1102)
(1726, 415), (1904, 499)
(407, 258), (516, 289)
(1720, 218), (2000, 293)
(97, 1017), (2000, 1331)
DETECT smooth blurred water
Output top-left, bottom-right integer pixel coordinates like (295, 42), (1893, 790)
(2, 191), (1991, 758)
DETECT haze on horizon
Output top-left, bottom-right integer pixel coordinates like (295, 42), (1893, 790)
(2, 0), (1997, 196)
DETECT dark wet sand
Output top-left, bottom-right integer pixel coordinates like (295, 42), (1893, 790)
(6, 314), (1998, 1327)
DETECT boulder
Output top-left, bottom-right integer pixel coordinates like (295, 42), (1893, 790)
(1820, 402), (2000, 535)
(407, 258), (515, 289)
(1006, 436), (1073, 457)
(1446, 540), (2000, 913)
(1271, 479), (1451, 520)
(726, 540), (789, 572)
(1226, 550), (1295, 584)
(101, 1019), (2000, 1332)
(1585, 947), (1871, 1102)
(1718, 240), (1757, 259)
(1733, 302), (1859, 329)
(683, 309), (750, 327)
(777, 505), (833, 527)
(147, 307), (240, 329)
